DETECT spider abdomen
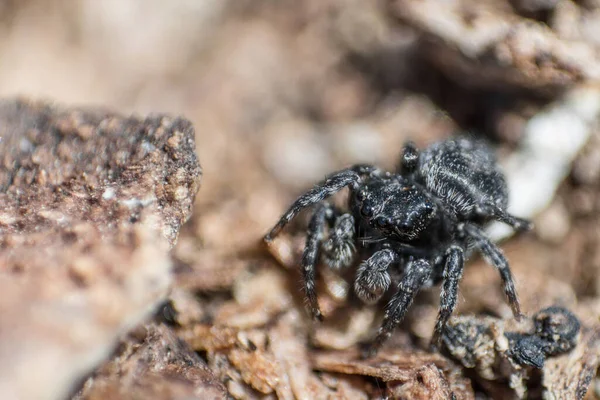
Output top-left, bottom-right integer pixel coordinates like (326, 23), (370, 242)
(417, 138), (509, 220)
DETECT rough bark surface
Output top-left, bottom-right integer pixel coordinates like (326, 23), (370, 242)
(0, 99), (202, 400)
(74, 323), (227, 400)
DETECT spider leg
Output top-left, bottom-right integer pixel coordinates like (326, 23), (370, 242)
(430, 245), (465, 350)
(477, 203), (532, 232)
(464, 223), (523, 319)
(301, 203), (335, 321)
(322, 213), (356, 270)
(264, 164), (378, 241)
(354, 248), (398, 304)
(398, 141), (420, 175)
(365, 259), (432, 357)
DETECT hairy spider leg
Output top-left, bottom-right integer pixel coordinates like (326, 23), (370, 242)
(430, 245), (465, 349)
(477, 203), (532, 232)
(264, 165), (379, 241)
(301, 203), (335, 321)
(365, 259), (433, 357)
(322, 213), (357, 270)
(464, 223), (523, 319)
(354, 248), (398, 304)
(398, 141), (419, 175)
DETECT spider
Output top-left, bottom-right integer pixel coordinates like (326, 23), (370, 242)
(264, 137), (532, 356)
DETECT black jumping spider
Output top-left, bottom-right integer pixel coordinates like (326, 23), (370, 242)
(265, 137), (531, 355)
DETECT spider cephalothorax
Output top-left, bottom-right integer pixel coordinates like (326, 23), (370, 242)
(264, 137), (531, 356)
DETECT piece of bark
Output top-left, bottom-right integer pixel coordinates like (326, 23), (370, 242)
(391, 0), (600, 93)
(178, 265), (381, 399)
(442, 315), (532, 398)
(73, 323), (226, 400)
(542, 327), (600, 399)
(178, 267), (300, 398)
(0, 99), (202, 400)
(312, 348), (474, 399)
(442, 309), (600, 399)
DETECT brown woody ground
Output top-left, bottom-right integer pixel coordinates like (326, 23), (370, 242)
(2, 1), (600, 399)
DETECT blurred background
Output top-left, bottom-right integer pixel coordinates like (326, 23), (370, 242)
(3, 0), (600, 398)
(3, 0), (598, 205)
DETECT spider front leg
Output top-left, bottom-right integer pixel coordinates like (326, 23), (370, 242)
(365, 259), (432, 357)
(264, 164), (379, 241)
(477, 202), (532, 232)
(464, 223), (523, 319)
(398, 141), (419, 175)
(301, 203), (335, 321)
(430, 245), (464, 349)
(354, 248), (398, 304)
(322, 214), (356, 270)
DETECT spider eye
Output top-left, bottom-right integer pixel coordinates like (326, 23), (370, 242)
(361, 203), (374, 217)
(356, 190), (367, 201)
(424, 203), (435, 215)
(398, 221), (412, 231)
(376, 216), (390, 228)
